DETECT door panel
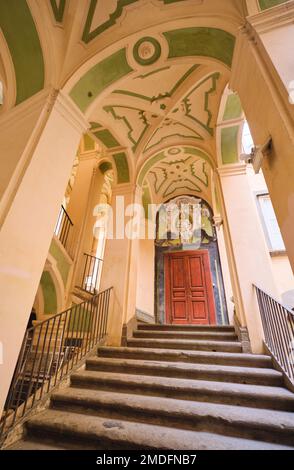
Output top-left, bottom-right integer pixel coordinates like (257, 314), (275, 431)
(165, 250), (216, 325)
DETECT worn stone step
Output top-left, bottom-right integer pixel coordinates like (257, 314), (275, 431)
(138, 324), (235, 332)
(98, 347), (273, 369)
(51, 388), (294, 446)
(6, 439), (71, 450)
(86, 357), (283, 386)
(71, 370), (294, 411)
(127, 337), (243, 353)
(24, 409), (293, 450)
(132, 330), (238, 341)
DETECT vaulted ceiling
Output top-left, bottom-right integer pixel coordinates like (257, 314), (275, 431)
(0, 0), (286, 204)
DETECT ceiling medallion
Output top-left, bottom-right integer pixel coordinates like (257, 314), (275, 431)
(133, 37), (162, 66)
(168, 148), (181, 155)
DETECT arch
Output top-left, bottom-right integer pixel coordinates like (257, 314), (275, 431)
(216, 86), (245, 166)
(154, 194), (229, 325)
(0, 0), (45, 105)
(137, 145), (215, 186)
(33, 285), (44, 320)
(40, 270), (58, 316)
(69, 27), (235, 115)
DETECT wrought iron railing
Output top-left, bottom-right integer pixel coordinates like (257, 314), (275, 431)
(0, 287), (112, 441)
(255, 285), (294, 384)
(79, 253), (103, 294)
(54, 205), (73, 252)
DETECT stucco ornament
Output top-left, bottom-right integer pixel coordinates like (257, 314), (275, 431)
(133, 37), (162, 65)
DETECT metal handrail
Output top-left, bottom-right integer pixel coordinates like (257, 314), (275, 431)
(254, 284), (294, 384)
(54, 205), (74, 252)
(0, 287), (113, 441)
(79, 253), (103, 294)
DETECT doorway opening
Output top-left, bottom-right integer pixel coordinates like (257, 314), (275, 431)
(154, 196), (228, 325)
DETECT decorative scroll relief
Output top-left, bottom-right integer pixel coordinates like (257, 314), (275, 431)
(103, 105), (151, 151)
(82, 0), (204, 43)
(178, 73), (220, 136)
(145, 120), (203, 152)
(82, 0), (138, 43)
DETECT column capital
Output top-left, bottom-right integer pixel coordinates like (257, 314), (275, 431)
(111, 183), (137, 197)
(217, 163), (247, 178)
(55, 90), (89, 135)
(78, 150), (101, 163)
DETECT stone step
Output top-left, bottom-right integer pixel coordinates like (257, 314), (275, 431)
(132, 330), (238, 341)
(70, 370), (294, 411)
(98, 347), (273, 369)
(86, 357), (283, 386)
(51, 388), (294, 446)
(127, 337), (243, 353)
(24, 409), (293, 450)
(137, 324), (235, 332)
(6, 439), (71, 451)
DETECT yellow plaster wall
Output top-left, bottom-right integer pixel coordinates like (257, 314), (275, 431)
(136, 238), (155, 317)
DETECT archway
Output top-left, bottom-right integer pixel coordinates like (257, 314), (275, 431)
(154, 195), (228, 325)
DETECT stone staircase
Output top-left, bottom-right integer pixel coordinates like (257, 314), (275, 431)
(8, 324), (294, 450)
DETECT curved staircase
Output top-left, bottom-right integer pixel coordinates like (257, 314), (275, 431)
(8, 324), (294, 450)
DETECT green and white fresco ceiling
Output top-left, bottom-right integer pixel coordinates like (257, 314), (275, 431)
(0, 0), (285, 202)
(89, 57), (228, 160)
(138, 146), (213, 207)
(0, 0), (288, 107)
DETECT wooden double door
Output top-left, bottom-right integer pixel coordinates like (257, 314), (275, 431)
(164, 250), (216, 325)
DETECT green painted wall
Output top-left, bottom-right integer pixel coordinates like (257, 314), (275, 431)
(40, 271), (57, 315)
(221, 126), (240, 165)
(259, 0), (287, 10)
(164, 27), (235, 67)
(94, 129), (120, 148)
(142, 185), (152, 219)
(70, 48), (133, 112)
(68, 304), (93, 332)
(223, 94), (243, 121)
(99, 162), (113, 174)
(49, 239), (71, 286)
(84, 133), (95, 151)
(0, 0), (45, 104)
(113, 152), (130, 183)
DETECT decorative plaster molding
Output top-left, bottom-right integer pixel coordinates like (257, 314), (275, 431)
(217, 163), (247, 178)
(55, 90), (89, 134)
(79, 151), (101, 163)
(248, 1), (294, 34)
(216, 116), (245, 129)
(213, 215), (223, 229)
(111, 182), (137, 196)
(0, 86), (52, 131)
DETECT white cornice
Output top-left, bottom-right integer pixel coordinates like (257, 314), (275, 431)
(218, 163), (247, 177)
(248, 1), (294, 34)
(0, 87), (89, 135)
(55, 90), (89, 134)
(0, 87), (52, 131)
(216, 116), (245, 129)
(112, 183), (137, 196)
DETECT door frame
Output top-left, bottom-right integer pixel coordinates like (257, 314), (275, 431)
(164, 249), (216, 325)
